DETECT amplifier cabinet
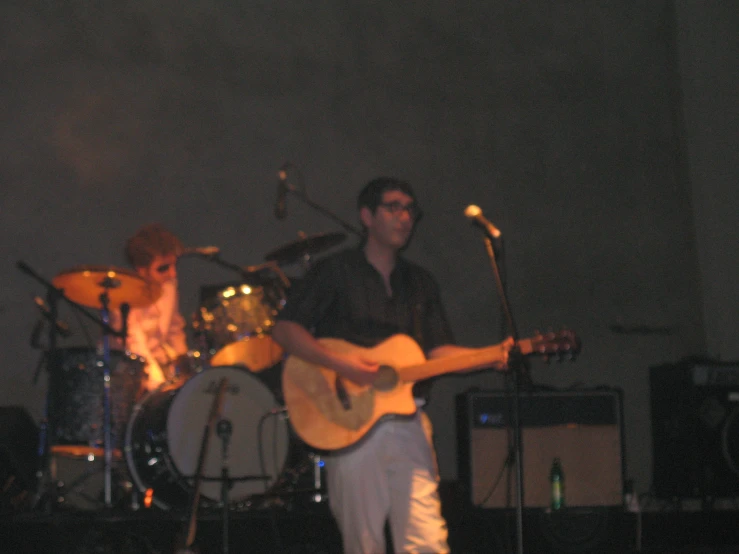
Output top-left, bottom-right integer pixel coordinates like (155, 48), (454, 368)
(456, 389), (625, 508)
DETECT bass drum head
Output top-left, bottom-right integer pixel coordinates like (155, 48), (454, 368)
(167, 366), (289, 504)
(125, 366), (290, 510)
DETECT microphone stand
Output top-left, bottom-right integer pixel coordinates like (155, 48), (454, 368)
(31, 285), (64, 510)
(217, 419), (233, 554)
(283, 182), (363, 238)
(480, 236), (527, 554)
(179, 378), (228, 553)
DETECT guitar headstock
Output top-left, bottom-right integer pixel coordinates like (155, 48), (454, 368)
(523, 328), (581, 362)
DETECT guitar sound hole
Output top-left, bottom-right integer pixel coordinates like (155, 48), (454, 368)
(374, 366), (398, 391)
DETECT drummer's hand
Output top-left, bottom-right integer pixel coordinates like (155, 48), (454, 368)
(333, 352), (379, 386)
(145, 363), (166, 390)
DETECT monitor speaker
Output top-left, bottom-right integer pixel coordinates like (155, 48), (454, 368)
(650, 359), (739, 498)
(457, 389), (624, 508)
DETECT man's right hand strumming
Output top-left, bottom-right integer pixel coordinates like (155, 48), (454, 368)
(331, 351), (380, 386)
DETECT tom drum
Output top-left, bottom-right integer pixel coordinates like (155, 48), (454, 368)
(48, 347), (145, 458)
(194, 283), (285, 372)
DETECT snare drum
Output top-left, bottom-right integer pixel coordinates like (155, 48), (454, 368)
(124, 366), (290, 510)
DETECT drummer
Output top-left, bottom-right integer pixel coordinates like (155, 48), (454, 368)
(114, 223), (189, 391)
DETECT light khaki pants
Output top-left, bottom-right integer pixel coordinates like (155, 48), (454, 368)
(325, 413), (449, 554)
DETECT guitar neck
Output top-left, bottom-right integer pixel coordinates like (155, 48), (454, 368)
(400, 338), (536, 383)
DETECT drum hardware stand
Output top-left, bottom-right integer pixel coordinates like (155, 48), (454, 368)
(310, 452), (325, 503)
(97, 285), (125, 509)
(16, 261), (126, 512)
(199, 252), (291, 291)
(50, 456), (127, 509)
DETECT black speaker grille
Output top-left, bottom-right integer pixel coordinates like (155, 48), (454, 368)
(650, 360), (739, 498)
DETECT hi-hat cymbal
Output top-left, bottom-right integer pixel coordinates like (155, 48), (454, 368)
(53, 265), (161, 310)
(264, 232), (347, 266)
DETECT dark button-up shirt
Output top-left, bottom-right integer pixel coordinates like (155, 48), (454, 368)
(278, 247), (454, 355)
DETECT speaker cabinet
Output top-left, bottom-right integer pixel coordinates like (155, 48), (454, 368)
(650, 359), (739, 498)
(0, 406), (38, 513)
(457, 389), (624, 508)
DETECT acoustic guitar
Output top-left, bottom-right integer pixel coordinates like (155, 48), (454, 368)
(282, 331), (580, 451)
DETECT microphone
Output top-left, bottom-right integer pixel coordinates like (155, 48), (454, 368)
(33, 296), (72, 337)
(464, 204), (502, 239)
(181, 246), (220, 257)
(274, 169), (288, 220)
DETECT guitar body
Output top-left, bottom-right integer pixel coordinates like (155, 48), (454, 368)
(282, 335), (425, 452)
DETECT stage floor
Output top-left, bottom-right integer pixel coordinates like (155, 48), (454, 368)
(3, 494), (739, 554)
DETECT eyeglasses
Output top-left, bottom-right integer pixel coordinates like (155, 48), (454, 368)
(378, 201), (423, 221)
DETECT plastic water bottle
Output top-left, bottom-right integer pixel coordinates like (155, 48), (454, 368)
(550, 457), (565, 510)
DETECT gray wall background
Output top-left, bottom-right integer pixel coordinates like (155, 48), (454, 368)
(1, 1), (736, 497)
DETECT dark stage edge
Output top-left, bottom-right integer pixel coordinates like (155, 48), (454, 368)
(4, 502), (739, 554)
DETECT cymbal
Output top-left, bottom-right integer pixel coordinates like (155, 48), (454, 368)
(264, 232), (347, 266)
(53, 265), (161, 310)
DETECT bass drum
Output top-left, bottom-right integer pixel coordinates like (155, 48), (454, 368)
(124, 366), (290, 510)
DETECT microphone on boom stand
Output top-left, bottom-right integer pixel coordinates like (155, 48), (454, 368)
(275, 169), (288, 220)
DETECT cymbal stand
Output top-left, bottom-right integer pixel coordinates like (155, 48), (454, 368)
(96, 283), (131, 509)
(202, 254), (291, 290)
(16, 261), (124, 511)
(97, 288), (115, 508)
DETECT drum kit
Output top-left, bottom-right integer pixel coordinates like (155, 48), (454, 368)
(18, 231), (347, 515)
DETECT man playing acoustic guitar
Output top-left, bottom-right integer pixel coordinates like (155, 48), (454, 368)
(272, 177), (513, 554)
